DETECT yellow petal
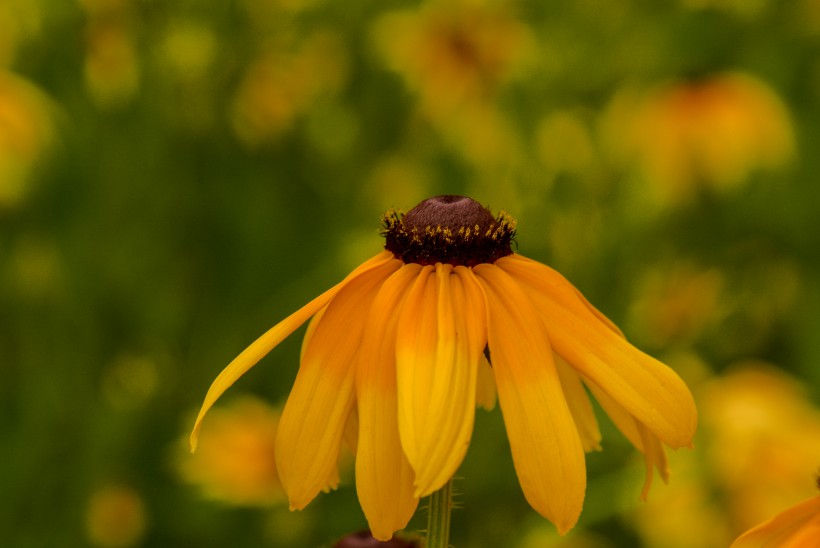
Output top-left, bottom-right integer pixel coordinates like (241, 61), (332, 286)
(583, 378), (669, 499)
(731, 496), (820, 548)
(455, 266), (493, 412)
(394, 265), (435, 476)
(190, 251), (396, 452)
(497, 255), (697, 449)
(276, 258), (401, 510)
(355, 263), (422, 541)
(583, 378), (644, 450)
(635, 421), (669, 501)
(299, 304), (327, 362)
(553, 354), (602, 452)
(506, 254), (626, 337)
(396, 264), (486, 497)
(474, 263), (586, 535)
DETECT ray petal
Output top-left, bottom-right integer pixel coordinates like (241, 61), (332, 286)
(455, 267), (492, 412)
(553, 353), (602, 452)
(474, 263), (586, 534)
(635, 421), (669, 500)
(584, 378), (669, 498)
(190, 251), (396, 451)
(356, 263), (422, 541)
(731, 496), (820, 548)
(497, 255), (697, 449)
(394, 265), (435, 477)
(276, 258), (401, 510)
(300, 305), (327, 362)
(397, 264), (486, 497)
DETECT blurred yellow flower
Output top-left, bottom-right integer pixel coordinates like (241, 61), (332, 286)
(0, 70), (54, 208)
(178, 395), (286, 507)
(373, 1), (532, 115)
(629, 262), (726, 348)
(85, 484), (147, 548)
(190, 196), (696, 540)
(731, 494), (820, 548)
(628, 358), (820, 548)
(601, 72), (795, 205)
(371, 1), (533, 164)
(701, 362), (820, 533)
(230, 31), (348, 147)
(77, 0), (141, 107)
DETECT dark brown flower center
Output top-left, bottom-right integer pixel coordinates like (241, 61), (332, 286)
(382, 195), (516, 266)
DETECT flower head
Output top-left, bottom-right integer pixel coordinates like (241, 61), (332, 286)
(191, 196), (697, 540)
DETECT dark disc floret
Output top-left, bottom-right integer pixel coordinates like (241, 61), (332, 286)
(381, 195), (516, 266)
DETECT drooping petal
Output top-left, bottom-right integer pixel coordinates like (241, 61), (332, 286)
(553, 354), (602, 452)
(356, 263), (422, 541)
(572, 287), (625, 338)
(584, 378), (669, 499)
(276, 258), (401, 510)
(394, 265), (435, 481)
(731, 496), (820, 548)
(396, 264), (486, 497)
(636, 421), (669, 501)
(473, 263), (586, 535)
(190, 251), (396, 451)
(497, 255), (697, 449)
(455, 266), (492, 412)
(299, 305), (327, 362)
(502, 254), (613, 325)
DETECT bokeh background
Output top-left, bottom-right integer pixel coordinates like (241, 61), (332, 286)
(3, 0), (820, 546)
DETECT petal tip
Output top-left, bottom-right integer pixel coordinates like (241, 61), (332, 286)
(555, 517), (578, 536)
(189, 429), (200, 453)
(370, 529), (394, 542)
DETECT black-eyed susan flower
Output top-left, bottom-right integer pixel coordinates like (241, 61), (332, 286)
(191, 195), (697, 540)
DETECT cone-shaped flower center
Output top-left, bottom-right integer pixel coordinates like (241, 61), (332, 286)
(382, 195), (516, 266)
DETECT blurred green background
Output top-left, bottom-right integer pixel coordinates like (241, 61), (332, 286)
(3, 0), (820, 546)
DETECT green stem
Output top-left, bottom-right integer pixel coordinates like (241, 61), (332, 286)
(426, 478), (453, 548)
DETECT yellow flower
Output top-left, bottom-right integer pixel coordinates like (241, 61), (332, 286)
(701, 362), (820, 532)
(731, 494), (820, 548)
(178, 395), (286, 507)
(85, 484), (147, 548)
(601, 72), (794, 205)
(372, 1), (533, 120)
(0, 70), (54, 208)
(190, 196), (697, 540)
(371, 1), (533, 165)
(230, 31), (348, 147)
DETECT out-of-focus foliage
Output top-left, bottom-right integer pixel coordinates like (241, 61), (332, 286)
(2, 0), (819, 546)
